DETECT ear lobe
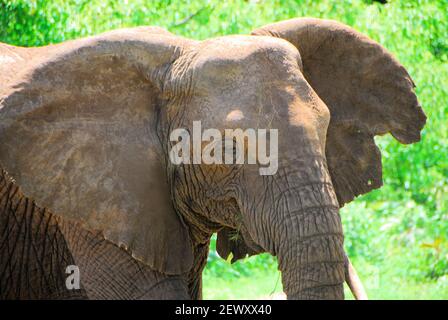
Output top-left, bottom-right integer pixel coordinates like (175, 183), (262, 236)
(252, 18), (426, 206)
(0, 29), (194, 274)
(325, 121), (382, 204)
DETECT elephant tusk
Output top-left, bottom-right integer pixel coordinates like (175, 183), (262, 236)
(345, 255), (368, 300)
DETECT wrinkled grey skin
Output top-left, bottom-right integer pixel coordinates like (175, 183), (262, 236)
(0, 19), (425, 299)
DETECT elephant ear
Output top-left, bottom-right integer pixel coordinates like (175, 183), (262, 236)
(0, 28), (195, 274)
(252, 18), (426, 206)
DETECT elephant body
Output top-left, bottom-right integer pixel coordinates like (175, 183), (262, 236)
(0, 169), (197, 299)
(0, 18), (425, 299)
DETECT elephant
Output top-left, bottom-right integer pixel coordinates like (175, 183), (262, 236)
(0, 18), (426, 300)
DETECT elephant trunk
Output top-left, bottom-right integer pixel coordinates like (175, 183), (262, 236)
(268, 178), (346, 299)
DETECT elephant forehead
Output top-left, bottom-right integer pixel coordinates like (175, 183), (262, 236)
(193, 35), (301, 74)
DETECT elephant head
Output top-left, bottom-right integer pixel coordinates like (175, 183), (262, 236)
(0, 18), (425, 299)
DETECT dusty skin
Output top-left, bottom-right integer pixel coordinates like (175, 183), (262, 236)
(0, 18), (426, 299)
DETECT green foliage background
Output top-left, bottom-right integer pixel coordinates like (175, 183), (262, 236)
(1, 0), (447, 299)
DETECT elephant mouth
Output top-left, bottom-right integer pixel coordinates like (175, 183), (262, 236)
(216, 226), (264, 263)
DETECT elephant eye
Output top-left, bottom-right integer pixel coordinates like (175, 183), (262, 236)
(222, 138), (240, 164)
(199, 136), (242, 167)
